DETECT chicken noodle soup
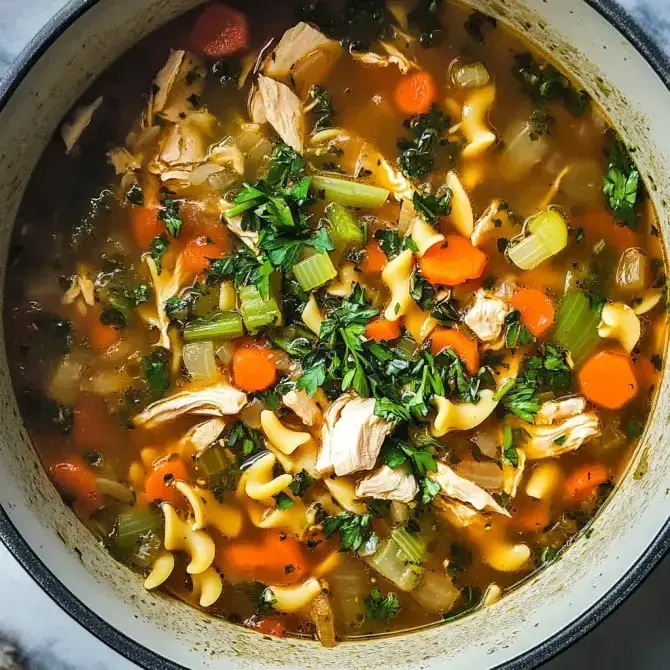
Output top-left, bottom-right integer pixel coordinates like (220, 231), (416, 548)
(5, 0), (667, 645)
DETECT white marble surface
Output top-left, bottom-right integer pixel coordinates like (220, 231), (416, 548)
(0, 1), (669, 668)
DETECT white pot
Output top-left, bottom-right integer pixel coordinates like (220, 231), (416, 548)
(0, 1), (667, 668)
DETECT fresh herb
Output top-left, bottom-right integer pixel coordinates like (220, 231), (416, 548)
(373, 229), (416, 259)
(274, 492), (295, 510)
(382, 439), (438, 476)
(126, 183), (144, 205)
(412, 188), (453, 225)
(512, 52), (590, 116)
(364, 588), (400, 622)
(419, 476), (441, 504)
(624, 420), (644, 439)
(288, 469), (315, 497)
(159, 199), (182, 238)
(464, 9), (497, 43)
(365, 499), (391, 518)
(603, 139), (640, 228)
(397, 104), (451, 179)
(226, 422), (264, 457)
(501, 424), (519, 467)
(528, 108), (555, 140)
(149, 233), (169, 274)
(410, 270), (437, 311)
(504, 310), (535, 348)
(143, 347), (170, 399)
(308, 84), (335, 133)
(206, 246), (274, 299)
(323, 511), (376, 552)
(409, 0), (444, 48)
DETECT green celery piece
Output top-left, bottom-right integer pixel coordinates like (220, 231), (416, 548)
(311, 175), (389, 209)
(293, 253), (337, 291)
(183, 311), (244, 343)
(239, 285), (281, 332)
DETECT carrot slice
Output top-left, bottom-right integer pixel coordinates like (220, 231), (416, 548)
(254, 617), (287, 638)
(190, 3), (249, 59)
(510, 288), (555, 337)
(365, 317), (402, 342)
(217, 532), (308, 585)
(145, 459), (189, 508)
(88, 311), (121, 352)
(130, 205), (165, 249)
(232, 345), (277, 392)
(419, 236), (488, 286)
(577, 209), (639, 252)
(563, 463), (609, 503)
(430, 327), (480, 375)
(578, 349), (638, 409)
(49, 455), (101, 517)
(360, 240), (387, 275)
(182, 236), (226, 275)
(394, 71), (437, 115)
(511, 500), (551, 533)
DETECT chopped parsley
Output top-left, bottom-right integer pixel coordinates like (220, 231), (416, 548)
(274, 492), (295, 510)
(225, 422), (264, 457)
(158, 199), (182, 238)
(504, 310), (535, 348)
(289, 469), (315, 497)
(603, 139), (640, 228)
(322, 511), (376, 553)
(143, 347), (170, 399)
(308, 84), (335, 133)
(412, 188), (453, 225)
(397, 104), (451, 179)
(373, 229), (417, 259)
(364, 588), (400, 622)
(206, 246), (274, 299)
(501, 424), (519, 467)
(149, 233), (169, 274)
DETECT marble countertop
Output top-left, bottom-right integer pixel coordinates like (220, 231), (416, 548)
(0, 1), (669, 669)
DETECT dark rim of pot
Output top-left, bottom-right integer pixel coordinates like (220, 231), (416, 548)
(0, 1), (668, 669)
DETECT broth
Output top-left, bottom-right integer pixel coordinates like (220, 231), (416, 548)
(4, 0), (667, 645)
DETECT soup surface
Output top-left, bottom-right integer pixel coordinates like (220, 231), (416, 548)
(5, 0), (668, 645)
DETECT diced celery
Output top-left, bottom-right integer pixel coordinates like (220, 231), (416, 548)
(507, 209), (568, 270)
(391, 526), (426, 564)
(196, 444), (229, 479)
(326, 202), (364, 263)
(239, 285), (281, 332)
(311, 175), (389, 209)
(293, 253), (337, 291)
(114, 508), (162, 557)
(183, 311), (244, 343)
(366, 538), (424, 591)
(553, 290), (601, 364)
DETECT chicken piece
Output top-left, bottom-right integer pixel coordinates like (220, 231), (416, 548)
(535, 396), (587, 426)
(179, 418), (226, 460)
(471, 199), (501, 247)
(316, 394), (393, 476)
(282, 389), (323, 426)
(220, 200), (259, 252)
(257, 75), (305, 153)
(351, 42), (418, 74)
(264, 22), (341, 82)
(248, 88), (267, 125)
(430, 462), (510, 517)
(60, 96), (103, 153)
(464, 290), (510, 343)
(434, 497), (483, 528)
(355, 465), (418, 503)
(523, 413), (600, 459)
(502, 448), (526, 498)
(134, 384), (247, 429)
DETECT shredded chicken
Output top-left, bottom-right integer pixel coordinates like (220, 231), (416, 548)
(351, 43), (418, 74)
(282, 389), (323, 426)
(464, 290), (510, 343)
(142, 255), (185, 350)
(134, 384), (247, 429)
(220, 200), (260, 252)
(249, 88), (267, 125)
(535, 396), (587, 426)
(471, 199), (501, 247)
(355, 465), (418, 503)
(264, 22), (340, 82)
(430, 462), (510, 517)
(257, 75), (305, 152)
(106, 147), (140, 175)
(316, 394), (393, 476)
(434, 497), (483, 528)
(180, 418), (226, 458)
(523, 413), (601, 459)
(60, 96), (103, 153)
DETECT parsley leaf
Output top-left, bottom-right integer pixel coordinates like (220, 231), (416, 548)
(504, 310), (535, 348)
(420, 476), (441, 504)
(397, 104), (451, 179)
(308, 84), (335, 132)
(206, 246), (274, 299)
(225, 421), (264, 456)
(413, 188), (453, 224)
(501, 424), (519, 467)
(143, 347), (170, 399)
(322, 511), (376, 552)
(159, 199), (182, 238)
(373, 229), (416, 259)
(149, 233), (169, 274)
(603, 139), (640, 228)
(364, 588), (400, 622)
(382, 439), (438, 476)
(288, 469), (315, 497)
(274, 491), (295, 510)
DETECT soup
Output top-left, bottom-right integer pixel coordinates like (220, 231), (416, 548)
(4, 0), (667, 646)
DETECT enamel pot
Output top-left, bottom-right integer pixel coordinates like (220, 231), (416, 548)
(0, 1), (668, 668)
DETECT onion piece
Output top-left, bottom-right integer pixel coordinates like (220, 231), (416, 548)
(615, 247), (648, 295)
(411, 569), (460, 613)
(455, 460), (504, 491)
(453, 62), (490, 88)
(96, 478), (134, 503)
(473, 425), (499, 459)
(499, 117), (550, 181)
(183, 341), (218, 381)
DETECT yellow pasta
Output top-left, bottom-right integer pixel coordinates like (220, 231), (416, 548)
(460, 84), (497, 158)
(481, 539), (531, 573)
(382, 248), (414, 321)
(264, 578), (323, 613)
(444, 171), (473, 236)
(404, 300), (437, 345)
(242, 452), (293, 503)
(191, 566), (224, 607)
(144, 551), (175, 590)
(162, 503), (215, 575)
(175, 481), (244, 538)
(266, 438), (319, 477)
(323, 476), (367, 515)
(432, 392), (498, 436)
(502, 448), (526, 498)
(302, 293), (324, 335)
(260, 410), (311, 455)
(410, 216), (444, 256)
(526, 461), (563, 500)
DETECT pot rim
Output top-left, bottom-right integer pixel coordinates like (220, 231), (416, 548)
(0, 1), (668, 668)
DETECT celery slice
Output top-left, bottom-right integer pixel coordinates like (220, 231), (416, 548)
(366, 538), (424, 591)
(114, 509), (161, 557)
(326, 202), (364, 262)
(553, 290), (601, 364)
(239, 285), (282, 332)
(507, 209), (568, 270)
(311, 175), (389, 209)
(183, 311), (244, 343)
(293, 252), (337, 291)
(391, 526), (427, 564)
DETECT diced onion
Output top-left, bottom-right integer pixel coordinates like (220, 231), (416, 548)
(499, 118), (550, 181)
(507, 209), (568, 270)
(473, 426), (499, 459)
(183, 341), (218, 381)
(411, 569), (460, 613)
(453, 62), (491, 89)
(455, 460), (503, 491)
(616, 247), (648, 295)
(216, 341), (235, 364)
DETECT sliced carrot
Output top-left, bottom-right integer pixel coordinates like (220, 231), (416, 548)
(130, 205), (165, 249)
(419, 236), (488, 286)
(577, 209), (639, 253)
(190, 3), (249, 59)
(217, 532), (308, 585)
(394, 71), (437, 115)
(232, 345), (277, 392)
(430, 327), (480, 375)
(578, 349), (639, 409)
(182, 236), (226, 276)
(360, 240), (387, 275)
(634, 355), (659, 391)
(365, 317), (402, 342)
(511, 500), (551, 533)
(254, 617), (287, 638)
(563, 463), (609, 503)
(49, 455), (101, 517)
(88, 312), (121, 352)
(145, 458), (189, 508)
(510, 288), (555, 337)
